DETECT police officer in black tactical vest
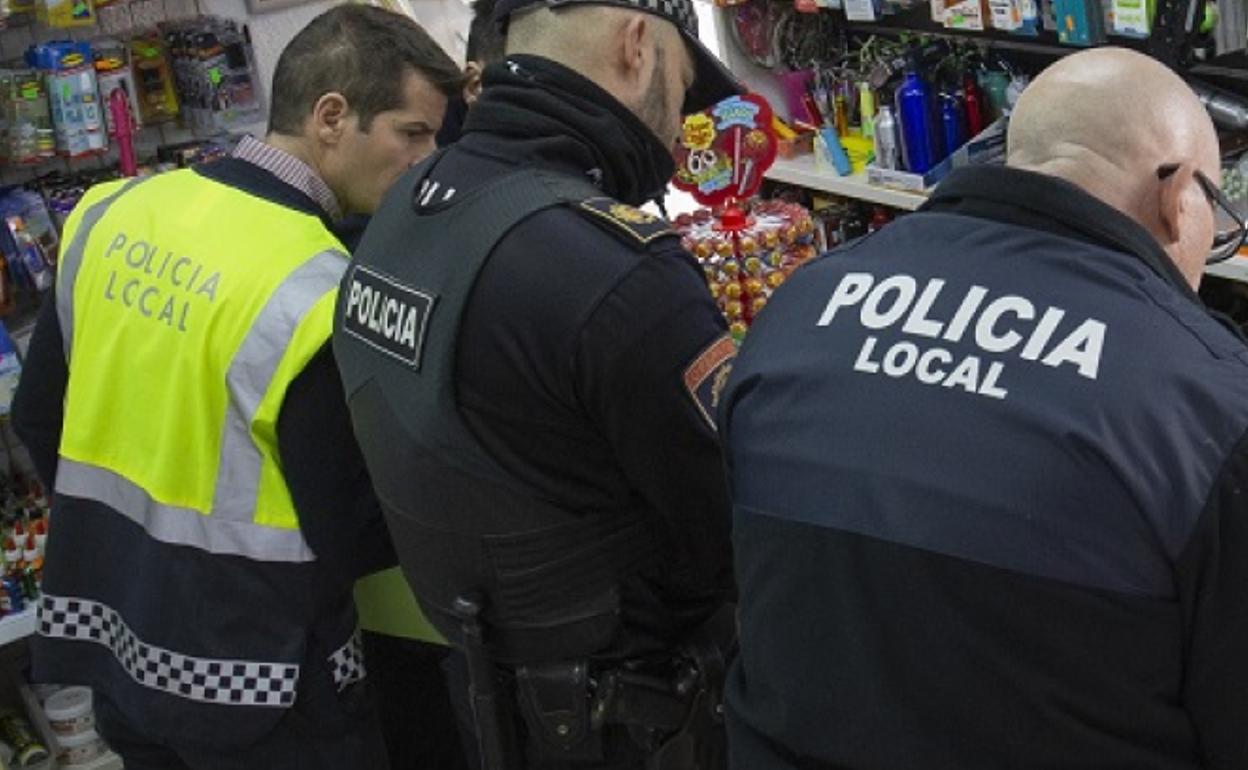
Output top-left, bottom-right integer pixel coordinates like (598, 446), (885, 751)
(332, 1), (741, 767)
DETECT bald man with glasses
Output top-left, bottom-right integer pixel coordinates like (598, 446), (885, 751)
(720, 47), (1248, 770)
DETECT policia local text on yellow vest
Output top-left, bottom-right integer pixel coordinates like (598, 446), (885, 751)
(20, 163), (374, 752)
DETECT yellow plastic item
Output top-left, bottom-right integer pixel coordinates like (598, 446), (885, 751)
(771, 115), (797, 141)
(841, 135), (875, 174)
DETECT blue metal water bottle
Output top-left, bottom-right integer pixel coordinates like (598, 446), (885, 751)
(940, 92), (966, 158)
(895, 60), (938, 174)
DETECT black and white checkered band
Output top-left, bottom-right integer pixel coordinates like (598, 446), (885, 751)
(545, 0), (697, 36)
(634, 0), (696, 36)
(38, 595), (362, 707)
(328, 630), (366, 692)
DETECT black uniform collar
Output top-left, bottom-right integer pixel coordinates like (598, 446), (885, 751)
(458, 55), (675, 206)
(923, 165), (1199, 303)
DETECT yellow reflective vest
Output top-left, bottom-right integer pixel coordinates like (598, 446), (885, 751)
(38, 169), (366, 743)
(55, 170), (345, 560)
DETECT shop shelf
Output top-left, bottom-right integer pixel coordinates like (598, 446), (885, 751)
(0, 608), (36, 648)
(765, 155), (928, 211)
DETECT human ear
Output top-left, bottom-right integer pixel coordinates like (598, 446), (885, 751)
(312, 92), (350, 145)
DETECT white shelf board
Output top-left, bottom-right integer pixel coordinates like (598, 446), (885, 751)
(766, 155), (929, 211)
(0, 607), (36, 647)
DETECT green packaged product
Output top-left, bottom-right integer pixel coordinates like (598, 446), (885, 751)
(0, 711), (47, 767)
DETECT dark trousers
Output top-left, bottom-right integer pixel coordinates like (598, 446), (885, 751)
(362, 631), (471, 770)
(94, 683), (389, 770)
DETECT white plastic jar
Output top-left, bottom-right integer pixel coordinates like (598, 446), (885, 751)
(56, 728), (104, 766)
(43, 687), (94, 736)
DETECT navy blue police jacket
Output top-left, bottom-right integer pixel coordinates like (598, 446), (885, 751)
(380, 55), (734, 658)
(721, 165), (1248, 770)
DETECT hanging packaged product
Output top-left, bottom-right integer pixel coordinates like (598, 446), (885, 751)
(0, 70), (54, 164)
(27, 41), (107, 158)
(93, 39), (142, 135)
(0, 0), (36, 28)
(162, 17), (264, 132)
(1054, 0), (1107, 44)
(129, 35), (179, 125)
(1110, 0), (1152, 35)
(36, 0), (93, 28)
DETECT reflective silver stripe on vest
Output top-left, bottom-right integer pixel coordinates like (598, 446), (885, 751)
(55, 459), (314, 562)
(38, 594), (367, 706)
(56, 177), (147, 361)
(55, 247), (349, 563)
(211, 250), (347, 528)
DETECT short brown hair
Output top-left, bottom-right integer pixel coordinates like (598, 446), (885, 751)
(269, 5), (462, 134)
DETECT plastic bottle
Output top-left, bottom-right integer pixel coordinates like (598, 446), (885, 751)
(895, 60), (939, 174)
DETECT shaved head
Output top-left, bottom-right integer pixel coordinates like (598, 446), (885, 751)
(1008, 48), (1219, 287)
(505, 4), (693, 146)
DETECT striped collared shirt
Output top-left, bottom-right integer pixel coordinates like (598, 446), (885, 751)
(232, 135), (343, 222)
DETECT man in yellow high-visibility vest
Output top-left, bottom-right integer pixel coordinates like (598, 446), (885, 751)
(11, 6), (459, 769)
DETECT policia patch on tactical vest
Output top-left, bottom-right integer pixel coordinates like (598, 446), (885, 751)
(577, 198), (675, 245)
(342, 265), (435, 369)
(684, 334), (736, 430)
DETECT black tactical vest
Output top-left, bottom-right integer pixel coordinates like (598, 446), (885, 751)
(333, 157), (658, 663)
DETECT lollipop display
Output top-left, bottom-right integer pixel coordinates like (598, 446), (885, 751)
(671, 93), (817, 340)
(675, 201), (818, 341)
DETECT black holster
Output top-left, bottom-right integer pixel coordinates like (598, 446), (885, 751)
(513, 623), (730, 770)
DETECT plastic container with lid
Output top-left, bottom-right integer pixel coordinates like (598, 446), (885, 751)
(43, 686), (94, 736)
(56, 728), (104, 765)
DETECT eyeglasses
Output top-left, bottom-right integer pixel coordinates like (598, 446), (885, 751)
(1158, 164), (1248, 265)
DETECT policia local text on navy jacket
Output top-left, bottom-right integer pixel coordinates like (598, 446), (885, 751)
(722, 165), (1248, 769)
(10, 156), (394, 757)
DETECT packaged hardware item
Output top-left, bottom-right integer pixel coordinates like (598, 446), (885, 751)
(27, 41), (107, 157)
(94, 39), (142, 136)
(162, 16), (263, 132)
(129, 34), (179, 125)
(0, 70), (54, 164)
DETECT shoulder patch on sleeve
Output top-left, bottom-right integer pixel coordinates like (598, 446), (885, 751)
(576, 197), (676, 245)
(683, 334), (737, 430)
